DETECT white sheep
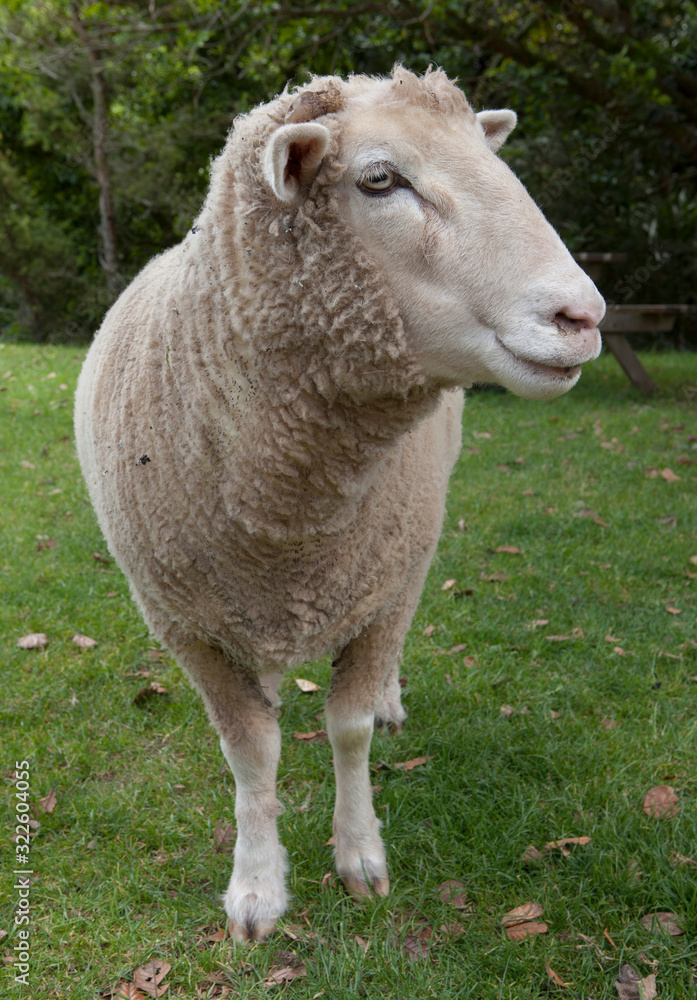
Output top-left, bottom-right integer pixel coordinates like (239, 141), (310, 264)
(74, 66), (604, 942)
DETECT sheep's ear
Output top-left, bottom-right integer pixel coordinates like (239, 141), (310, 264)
(263, 123), (331, 204)
(477, 110), (517, 152)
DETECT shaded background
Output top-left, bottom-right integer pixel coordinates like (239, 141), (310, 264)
(1, 0), (695, 346)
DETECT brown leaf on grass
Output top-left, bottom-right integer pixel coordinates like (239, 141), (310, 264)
(263, 951), (306, 987)
(394, 756), (433, 771)
(422, 624), (435, 636)
(660, 468), (680, 482)
(670, 851), (696, 867)
(501, 902), (547, 940)
(602, 718), (618, 730)
(504, 919), (548, 942)
(18, 632), (48, 649)
(447, 643), (468, 654)
(615, 965), (657, 1000)
(496, 545), (522, 555)
(605, 635), (621, 643)
(72, 633), (98, 648)
(92, 552), (111, 564)
(402, 931), (431, 962)
(354, 935), (370, 955)
(644, 468), (659, 478)
(213, 821), (236, 853)
(36, 537), (56, 551)
(463, 656), (477, 668)
(689, 554), (697, 565)
(665, 605), (681, 615)
(438, 879), (471, 910)
(295, 678), (321, 693)
(546, 963), (569, 987)
(530, 619), (549, 628)
(480, 571), (509, 582)
(522, 845), (543, 862)
(114, 983), (148, 1000)
(658, 515), (677, 526)
(593, 517), (610, 527)
(441, 578), (456, 591)
(640, 911), (684, 936)
(133, 682), (167, 704)
(38, 788), (57, 814)
(132, 959), (171, 998)
(293, 729), (327, 743)
(500, 704), (516, 718)
(643, 785), (679, 818)
(543, 836), (591, 856)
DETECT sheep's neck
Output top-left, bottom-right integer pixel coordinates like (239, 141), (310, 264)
(234, 379), (440, 538)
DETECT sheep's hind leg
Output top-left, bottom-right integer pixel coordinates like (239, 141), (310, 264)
(159, 630), (287, 942)
(374, 654), (406, 733)
(326, 616), (410, 899)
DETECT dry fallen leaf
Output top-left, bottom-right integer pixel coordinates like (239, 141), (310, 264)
(295, 678), (321, 693)
(499, 704), (515, 718)
(438, 879), (471, 910)
(640, 911), (684, 936)
(660, 467), (680, 482)
(643, 785), (680, 818)
(422, 624), (435, 636)
(602, 718), (618, 730)
(530, 619), (549, 628)
(615, 965), (657, 1000)
(18, 633), (48, 649)
(293, 729), (327, 743)
(394, 756), (433, 771)
(521, 845), (543, 862)
(72, 633), (97, 648)
(448, 643), (468, 654)
(114, 982), (148, 1000)
(36, 537), (56, 551)
(263, 951), (306, 987)
(496, 545), (522, 555)
(402, 931), (431, 962)
(669, 850), (696, 867)
(213, 821), (236, 853)
(690, 555), (697, 565)
(38, 789), (57, 814)
(501, 902), (547, 939)
(93, 551), (112, 564)
(665, 605), (681, 615)
(543, 836), (591, 856)
(546, 963), (568, 987)
(441, 578), (456, 591)
(132, 959), (171, 998)
(463, 656), (477, 668)
(133, 682), (168, 704)
(605, 634), (621, 643)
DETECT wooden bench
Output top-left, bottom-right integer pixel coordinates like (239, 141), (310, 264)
(572, 253), (696, 393)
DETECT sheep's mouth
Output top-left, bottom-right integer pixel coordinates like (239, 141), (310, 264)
(496, 336), (581, 381)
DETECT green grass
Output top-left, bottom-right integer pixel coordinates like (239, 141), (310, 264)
(1, 343), (696, 999)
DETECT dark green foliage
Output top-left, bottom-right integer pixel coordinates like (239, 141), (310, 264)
(0, 1), (696, 343)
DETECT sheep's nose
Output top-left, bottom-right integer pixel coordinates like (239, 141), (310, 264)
(553, 310), (600, 333)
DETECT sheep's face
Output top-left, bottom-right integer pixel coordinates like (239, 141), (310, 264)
(335, 102), (604, 399)
(263, 88), (605, 400)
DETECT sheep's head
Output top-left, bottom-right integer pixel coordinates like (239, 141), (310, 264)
(260, 67), (604, 401)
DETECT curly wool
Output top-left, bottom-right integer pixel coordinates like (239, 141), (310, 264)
(74, 66), (464, 673)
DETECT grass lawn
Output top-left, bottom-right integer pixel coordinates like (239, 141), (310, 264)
(1, 342), (696, 999)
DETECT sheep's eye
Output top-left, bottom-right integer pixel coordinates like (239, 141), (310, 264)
(359, 165), (397, 195)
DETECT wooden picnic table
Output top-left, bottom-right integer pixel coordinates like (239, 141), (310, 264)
(572, 253), (696, 393)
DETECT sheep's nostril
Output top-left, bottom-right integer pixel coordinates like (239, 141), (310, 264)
(553, 311), (596, 333)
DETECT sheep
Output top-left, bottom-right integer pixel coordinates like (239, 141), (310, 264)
(74, 65), (605, 943)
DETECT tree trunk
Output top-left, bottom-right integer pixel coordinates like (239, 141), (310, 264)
(70, 3), (119, 298)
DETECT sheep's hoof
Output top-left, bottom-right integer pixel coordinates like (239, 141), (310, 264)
(342, 873), (390, 900)
(228, 915), (277, 944)
(374, 715), (404, 734)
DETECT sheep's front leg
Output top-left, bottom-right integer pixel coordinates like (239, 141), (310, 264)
(326, 619), (411, 898)
(160, 633), (287, 942)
